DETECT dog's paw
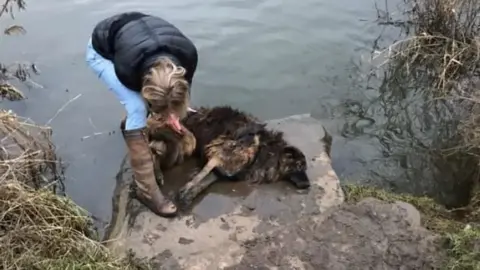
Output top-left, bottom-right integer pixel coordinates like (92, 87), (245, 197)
(176, 183), (196, 207)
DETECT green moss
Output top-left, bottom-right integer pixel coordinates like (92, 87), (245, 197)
(29, 258), (152, 270)
(343, 184), (480, 270)
(445, 227), (480, 270)
(343, 184), (465, 233)
(468, 187), (480, 222)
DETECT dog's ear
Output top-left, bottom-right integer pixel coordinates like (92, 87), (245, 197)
(253, 123), (267, 132)
(234, 123), (265, 139)
(282, 145), (308, 164)
(282, 145), (301, 156)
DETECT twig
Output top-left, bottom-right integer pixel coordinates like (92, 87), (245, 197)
(45, 94), (82, 126)
(88, 118), (98, 131)
(0, 0), (13, 18)
(80, 131), (109, 141)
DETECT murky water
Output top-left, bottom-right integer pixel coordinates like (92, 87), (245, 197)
(1, 0), (402, 223)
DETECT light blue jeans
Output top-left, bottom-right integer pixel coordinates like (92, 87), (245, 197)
(85, 38), (147, 131)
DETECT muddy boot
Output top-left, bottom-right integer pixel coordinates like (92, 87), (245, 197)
(121, 124), (177, 218)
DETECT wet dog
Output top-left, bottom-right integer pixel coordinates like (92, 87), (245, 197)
(147, 106), (311, 208)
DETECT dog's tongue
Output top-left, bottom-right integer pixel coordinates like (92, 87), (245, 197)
(168, 113), (183, 133)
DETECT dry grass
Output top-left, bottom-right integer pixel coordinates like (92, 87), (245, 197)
(0, 110), (152, 269)
(359, 1), (480, 266)
(362, 0), (480, 207)
(374, 0), (480, 152)
(375, 0), (480, 95)
(0, 110), (60, 190)
(0, 181), (153, 270)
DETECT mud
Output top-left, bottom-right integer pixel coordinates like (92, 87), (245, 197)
(104, 114), (343, 269)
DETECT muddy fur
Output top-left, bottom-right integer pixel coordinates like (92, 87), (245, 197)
(146, 115), (196, 170)
(174, 106), (311, 207)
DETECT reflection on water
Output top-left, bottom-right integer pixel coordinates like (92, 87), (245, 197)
(330, 2), (478, 207)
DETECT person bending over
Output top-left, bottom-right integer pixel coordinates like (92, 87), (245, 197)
(85, 11), (198, 218)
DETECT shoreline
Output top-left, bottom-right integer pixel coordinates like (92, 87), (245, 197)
(1, 108), (478, 269)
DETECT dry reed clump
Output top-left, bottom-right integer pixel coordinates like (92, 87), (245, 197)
(420, 0), (480, 163)
(0, 181), (152, 269)
(0, 110), (152, 269)
(377, 0), (480, 96)
(372, 0), (480, 175)
(0, 109), (61, 191)
(367, 0), (480, 266)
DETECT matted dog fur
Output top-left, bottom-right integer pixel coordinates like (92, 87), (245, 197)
(147, 106), (311, 207)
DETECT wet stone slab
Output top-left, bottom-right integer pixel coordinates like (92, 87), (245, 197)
(226, 198), (445, 270)
(104, 114), (343, 269)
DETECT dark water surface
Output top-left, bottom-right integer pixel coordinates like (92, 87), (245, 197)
(1, 0), (400, 223)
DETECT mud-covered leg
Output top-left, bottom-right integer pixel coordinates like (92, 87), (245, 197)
(146, 121), (183, 169)
(177, 174), (219, 208)
(176, 158), (220, 207)
(150, 140), (167, 185)
(164, 139), (182, 169)
(165, 125), (196, 167)
(180, 127), (196, 157)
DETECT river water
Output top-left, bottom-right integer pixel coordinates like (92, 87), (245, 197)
(1, 0), (404, 223)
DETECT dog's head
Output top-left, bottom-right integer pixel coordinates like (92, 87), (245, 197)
(279, 145), (310, 189)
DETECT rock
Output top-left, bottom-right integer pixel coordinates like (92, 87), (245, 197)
(227, 198), (446, 270)
(104, 114), (343, 269)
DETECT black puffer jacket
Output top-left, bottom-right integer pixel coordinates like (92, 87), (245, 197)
(91, 12), (198, 92)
